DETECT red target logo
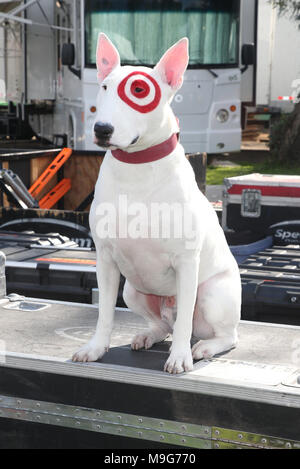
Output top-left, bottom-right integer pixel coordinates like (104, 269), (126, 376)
(118, 71), (161, 113)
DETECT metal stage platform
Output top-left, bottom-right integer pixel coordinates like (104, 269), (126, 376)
(0, 296), (299, 449)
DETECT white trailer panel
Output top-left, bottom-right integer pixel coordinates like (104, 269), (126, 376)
(256, 0), (300, 111)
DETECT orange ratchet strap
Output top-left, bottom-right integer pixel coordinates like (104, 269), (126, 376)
(29, 148), (72, 199)
(39, 178), (71, 209)
(35, 257), (96, 265)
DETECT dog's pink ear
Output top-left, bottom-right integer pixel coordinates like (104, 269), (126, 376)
(96, 33), (120, 82)
(155, 38), (189, 90)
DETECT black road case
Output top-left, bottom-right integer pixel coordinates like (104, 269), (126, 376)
(0, 231), (125, 305)
(239, 245), (300, 325)
(0, 296), (299, 449)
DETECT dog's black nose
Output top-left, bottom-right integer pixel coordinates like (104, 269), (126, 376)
(94, 122), (114, 139)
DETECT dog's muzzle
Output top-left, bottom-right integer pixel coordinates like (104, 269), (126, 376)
(94, 122), (114, 146)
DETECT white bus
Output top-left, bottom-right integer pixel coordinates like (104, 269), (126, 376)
(2, 0), (256, 153)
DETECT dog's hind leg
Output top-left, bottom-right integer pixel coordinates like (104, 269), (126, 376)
(191, 271), (241, 360)
(123, 280), (172, 350)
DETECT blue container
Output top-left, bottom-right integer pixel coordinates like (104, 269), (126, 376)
(230, 236), (273, 264)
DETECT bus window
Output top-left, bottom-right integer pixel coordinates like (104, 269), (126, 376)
(84, 0), (239, 68)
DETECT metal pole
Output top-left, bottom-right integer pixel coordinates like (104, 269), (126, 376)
(23, 0), (28, 106)
(0, 0), (39, 24)
(0, 12), (33, 25)
(0, 1), (72, 31)
(0, 12), (73, 31)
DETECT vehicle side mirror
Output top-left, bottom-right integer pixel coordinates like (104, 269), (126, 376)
(241, 43), (255, 74)
(242, 43), (255, 66)
(62, 43), (75, 66)
(61, 43), (81, 79)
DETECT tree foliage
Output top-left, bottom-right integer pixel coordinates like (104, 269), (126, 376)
(268, 1), (300, 162)
(270, 0), (300, 24)
(269, 104), (300, 163)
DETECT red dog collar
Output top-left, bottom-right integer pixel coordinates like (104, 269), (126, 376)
(111, 133), (179, 164)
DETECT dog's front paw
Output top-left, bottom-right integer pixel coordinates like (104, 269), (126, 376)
(72, 340), (108, 363)
(131, 332), (156, 351)
(164, 348), (193, 374)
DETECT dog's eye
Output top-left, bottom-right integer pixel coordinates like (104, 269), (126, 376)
(102, 84), (107, 91)
(130, 79), (150, 99)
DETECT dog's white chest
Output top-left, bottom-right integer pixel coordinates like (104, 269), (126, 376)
(90, 149), (207, 295)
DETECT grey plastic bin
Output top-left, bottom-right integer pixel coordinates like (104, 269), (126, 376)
(230, 236), (273, 264)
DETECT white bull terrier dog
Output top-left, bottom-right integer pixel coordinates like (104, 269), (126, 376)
(72, 33), (241, 373)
